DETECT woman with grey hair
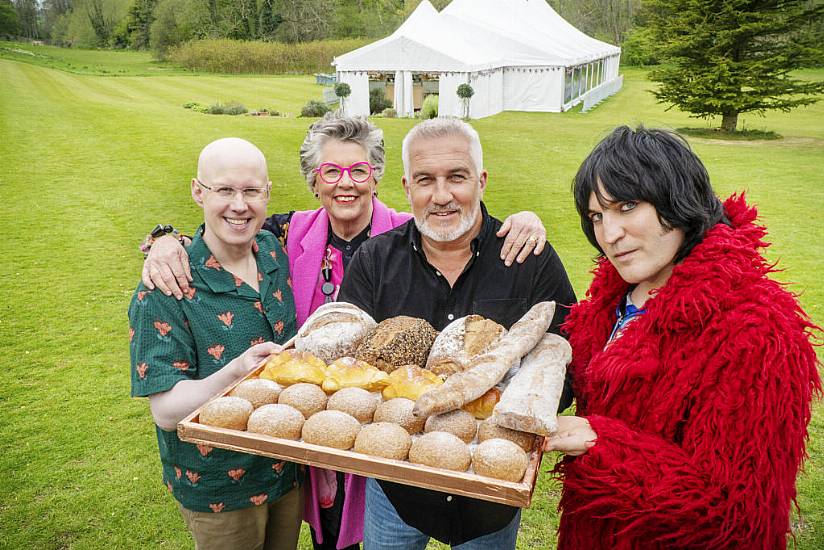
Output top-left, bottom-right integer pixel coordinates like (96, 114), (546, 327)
(142, 112), (549, 550)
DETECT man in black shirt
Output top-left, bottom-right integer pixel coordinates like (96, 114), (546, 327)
(338, 118), (576, 550)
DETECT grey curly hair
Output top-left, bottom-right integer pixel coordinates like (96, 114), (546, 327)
(299, 113), (386, 192)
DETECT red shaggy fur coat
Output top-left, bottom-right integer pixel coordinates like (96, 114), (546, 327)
(557, 195), (821, 549)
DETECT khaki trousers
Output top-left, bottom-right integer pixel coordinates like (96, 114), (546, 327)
(178, 487), (303, 550)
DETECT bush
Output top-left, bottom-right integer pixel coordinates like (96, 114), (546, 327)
(207, 102), (248, 115)
(620, 26), (660, 67)
(381, 107), (397, 118)
(421, 94), (438, 119)
(301, 100), (331, 117)
(369, 87), (392, 115)
(183, 101), (209, 113)
(168, 38), (369, 74)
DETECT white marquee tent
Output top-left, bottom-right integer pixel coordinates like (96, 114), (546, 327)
(332, 0), (622, 119)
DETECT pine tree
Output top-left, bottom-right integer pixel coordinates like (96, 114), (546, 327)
(647, 0), (824, 132)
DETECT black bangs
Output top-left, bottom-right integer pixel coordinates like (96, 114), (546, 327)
(573, 126), (728, 263)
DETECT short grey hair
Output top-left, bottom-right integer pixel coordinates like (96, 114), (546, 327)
(299, 113), (385, 192)
(401, 117), (483, 179)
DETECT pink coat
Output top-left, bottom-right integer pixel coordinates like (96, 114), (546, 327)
(286, 197), (411, 548)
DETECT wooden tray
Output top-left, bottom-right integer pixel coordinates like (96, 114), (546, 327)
(178, 361), (545, 508)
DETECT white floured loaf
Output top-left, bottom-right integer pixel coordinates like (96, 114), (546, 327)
(426, 315), (506, 376)
(295, 302), (377, 363)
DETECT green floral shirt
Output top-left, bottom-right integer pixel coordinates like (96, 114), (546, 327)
(129, 227), (299, 513)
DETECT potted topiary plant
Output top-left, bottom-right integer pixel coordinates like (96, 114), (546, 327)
(334, 82), (352, 115)
(457, 83), (474, 119)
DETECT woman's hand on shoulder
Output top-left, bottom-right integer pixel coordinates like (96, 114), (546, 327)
(497, 211), (547, 266)
(142, 235), (192, 299)
(545, 415), (597, 456)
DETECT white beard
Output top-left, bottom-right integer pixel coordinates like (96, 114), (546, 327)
(414, 200), (481, 242)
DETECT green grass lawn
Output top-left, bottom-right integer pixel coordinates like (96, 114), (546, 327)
(0, 47), (822, 549)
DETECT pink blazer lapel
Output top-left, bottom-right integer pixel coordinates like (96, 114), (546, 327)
(287, 208), (329, 327)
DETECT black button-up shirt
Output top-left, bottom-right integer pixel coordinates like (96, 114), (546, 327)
(338, 203), (576, 545)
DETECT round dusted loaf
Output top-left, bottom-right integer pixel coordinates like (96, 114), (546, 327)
(278, 383), (327, 418)
(302, 410), (361, 450)
(354, 316), (438, 373)
(354, 422), (412, 460)
(426, 315), (505, 376)
(424, 409), (478, 444)
(373, 398), (426, 434)
(296, 302), (377, 362)
(409, 431), (471, 472)
(326, 387), (379, 424)
(472, 438), (528, 482)
(246, 404), (304, 440)
(229, 378), (282, 408)
(478, 418), (536, 452)
(199, 396), (253, 430)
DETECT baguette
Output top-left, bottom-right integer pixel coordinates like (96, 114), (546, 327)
(412, 301), (555, 418)
(492, 332), (571, 435)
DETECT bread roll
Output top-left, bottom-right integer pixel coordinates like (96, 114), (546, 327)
(278, 383), (328, 418)
(246, 404), (304, 440)
(322, 357), (390, 393)
(199, 396), (253, 430)
(354, 422), (412, 460)
(427, 315), (505, 376)
(409, 431), (471, 472)
(302, 410), (361, 450)
(424, 410), (478, 444)
(260, 350), (327, 386)
(413, 301), (556, 419)
(472, 438), (528, 482)
(355, 316), (438, 373)
(373, 398), (426, 434)
(462, 387), (501, 420)
(478, 418), (536, 452)
(493, 332), (571, 435)
(382, 365), (444, 401)
(229, 378), (282, 408)
(296, 302), (377, 362)
(326, 387), (379, 424)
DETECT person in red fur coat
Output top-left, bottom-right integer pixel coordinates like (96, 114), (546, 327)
(548, 126), (821, 549)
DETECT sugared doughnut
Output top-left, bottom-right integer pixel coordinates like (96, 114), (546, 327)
(278, 383), (327, 418)
(373, 398), (426, 434)
(424, 409), (478, 443)
(246, 404), (304, 440)
(199, 396), (253, 430)
(354, 422), (412, 460)
(326, 387), (379, 424)
(229, 378), (282, 408)
(301, 410), (361, 450)
(409, 431), (471, 472)
(478, 418), (536, 452)
(472, 438), (528, 482)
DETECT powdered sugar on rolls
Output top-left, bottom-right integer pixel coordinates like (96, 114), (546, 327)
(492, 332), (571, 435)
(295, 302), (377, 362)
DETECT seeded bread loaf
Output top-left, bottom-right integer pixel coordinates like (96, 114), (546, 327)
(355, 316), (438, 373)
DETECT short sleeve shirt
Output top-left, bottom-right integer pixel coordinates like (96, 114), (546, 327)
(129, 227), (299, 513)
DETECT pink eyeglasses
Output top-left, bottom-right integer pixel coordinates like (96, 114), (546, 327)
(313, 162), (374, 184)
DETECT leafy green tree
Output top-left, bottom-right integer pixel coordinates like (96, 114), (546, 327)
(124, 0), (158, 49)
(647, 0), (824, 132)
(257, 0), (280, 40)
(12, 0), (39, 38)
(0, 0), (20, 36)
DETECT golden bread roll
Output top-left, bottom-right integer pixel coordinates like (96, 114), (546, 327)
(246, 404), (304, 440)
(260, 350), (327, 386)
(278, 382), (328, 418)
(302, 410), (361, 450)
(322, 357), (390, 393)
(409, 431), (471, 472)
(373, 398), (426, 434)
(462, 387), (501, 420)
(296, 302), (377, 362)
(199, 396), (253, 430)
(477, 418), (536, 452)
(427, 315), (505, 376)
(355, 316), (438, 373)
(354, 422), (412, 460)
(326, 387), (379, 424)
(382, 365), (443, 401)
(424, 409), (478, 444)
(229, 378), (282, 408)
(472, 438), (528, 482)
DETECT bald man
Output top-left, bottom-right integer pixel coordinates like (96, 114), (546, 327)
(129, 138), (303, 550)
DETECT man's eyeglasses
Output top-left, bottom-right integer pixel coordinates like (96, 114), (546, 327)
(313, 162), (374, 185)
(195, 179), (269, 202)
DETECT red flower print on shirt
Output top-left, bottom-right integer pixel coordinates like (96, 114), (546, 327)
(153, 321), (172, 337)
(272, 461), (285, 474)
(254, 302), (263, 315)
(196, 444), (213, 457)
(250, 337), (265, 346)
(269, 250), (277, 260)
(186, 470), (201, 485)
(175, 466), (182, 480)
(233, 275), (243, 288)
(274, 321), (284, 335)
(136, 363), (149, 379)
(217, 311), (234, 328)
(183, 287), (197, 300)
(137, 290), (151, 301)
(172, 361), (190, 371)
(228, 468), (246, 481)
(129, 327), (135, 342)
(207, 344), (225, 361)
(250, 494), (268, 506)
(273, 289), (283, 302)
(205, 255), (222, 270)
(209, 503), (225, 513)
